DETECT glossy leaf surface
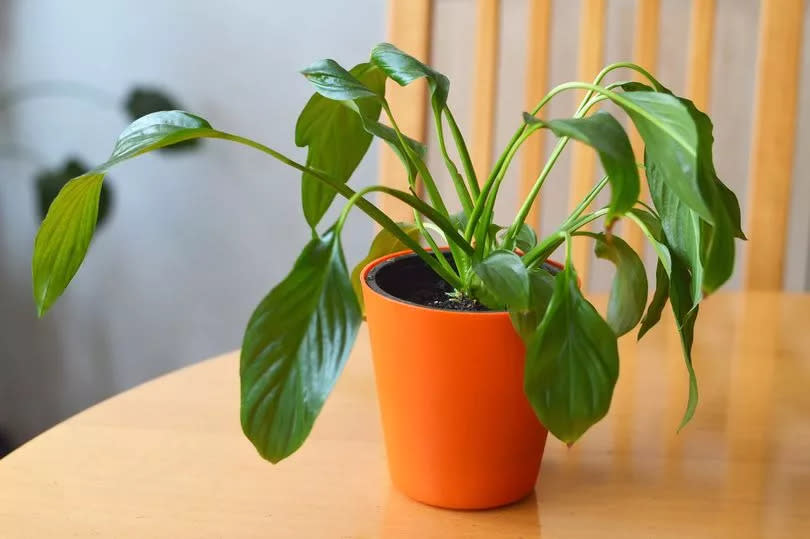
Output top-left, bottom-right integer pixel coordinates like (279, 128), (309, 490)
(296, 63), (385, 228)
(471, 250), (530, 310)
(240, 229), (361, 463)
(370, 42), (449, 108)
(524, 263), (619, 444)
(539, 111), (639, 221)
(300, 59), (380, 101)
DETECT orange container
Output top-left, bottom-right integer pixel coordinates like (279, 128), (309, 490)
(361, 251), (553, 510)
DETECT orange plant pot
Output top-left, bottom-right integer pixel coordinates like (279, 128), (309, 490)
(361, 251), (553, 510)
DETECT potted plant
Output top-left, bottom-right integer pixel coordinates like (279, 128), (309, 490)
(31, 43), (743, 509)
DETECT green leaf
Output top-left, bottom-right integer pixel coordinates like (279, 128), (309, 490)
(240, 228), (361, 463)
(32, 173), (105, 316)
(296, 63), (385, 228)
(35, 158), (113, 227)
(514, 223), (538, 253)
(647, 158), (704, 304)
(370, 42), (449, 108)
(123, 87), (200, 153)
(582, 232), (648, 336)
(350, 222), (420, 314)
(627, 208), (672, 274)
(638, 260), (670, 340)
(668, 257), (700, 430)
(300, 59), (381, 101)
(108, 110), (214, 165)
(621, 91), (713, 222)
(539, 111), (640, 221)
(509, 266), (555, 341)
(32, 111), (216, 315)
(524, 263), (619, 445)
(471, 250), (530, 310)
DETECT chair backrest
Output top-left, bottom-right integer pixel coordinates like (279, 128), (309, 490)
(380, 0), (805, 291)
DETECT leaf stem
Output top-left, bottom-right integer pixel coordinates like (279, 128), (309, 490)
(432, 106), (474, 214)
(211, 131), (467, 287)
(443, 107), (480, 198)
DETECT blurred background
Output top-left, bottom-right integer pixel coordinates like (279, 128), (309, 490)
(1, 0), (808, 454)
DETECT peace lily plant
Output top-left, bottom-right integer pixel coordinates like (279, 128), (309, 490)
(32, 44), (743, 463)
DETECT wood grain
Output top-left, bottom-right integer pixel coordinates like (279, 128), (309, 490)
(379, 0), (433, 222)
(518, 0), (552, 235)
(470, 0), (501, 181)
(744, 0), (804, 290)
(569, 0), (606, 288)
(1, 293), (809, 537)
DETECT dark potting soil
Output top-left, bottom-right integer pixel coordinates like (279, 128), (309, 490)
(365, 251), (560, 313)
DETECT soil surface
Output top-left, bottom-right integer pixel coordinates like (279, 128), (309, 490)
(366, 252), (559, 313)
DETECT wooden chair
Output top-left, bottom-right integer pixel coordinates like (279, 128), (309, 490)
(379, 0), (804, 291)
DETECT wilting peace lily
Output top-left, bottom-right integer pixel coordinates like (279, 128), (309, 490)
(31, 43), (743, 462)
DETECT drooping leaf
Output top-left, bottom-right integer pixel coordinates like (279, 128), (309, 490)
(524, 262), (620, 445)
(638, 260), (670, 340)
(240, 229), (361, 463)
(123, 87), (200, 152)
(581, 232), (648, 336)
(471, 250), (530, 310)
(620, 91), (713, 222)
(32, 111), (217, 315)
(647, 158), (704, 304)
(296, 63), (385, 228)
(350, 222), (421, 313)
(533, 111), (640, 222)
(668, 257), (700, 430)
(32, 173), (104, 316)
(300, 59), (381, 101)
(35, 158), (112, 227)
(509, 266), (555, 341)
(370, 42), (450, 108)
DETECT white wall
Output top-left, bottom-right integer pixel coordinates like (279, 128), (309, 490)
(0, 0), (385, 443)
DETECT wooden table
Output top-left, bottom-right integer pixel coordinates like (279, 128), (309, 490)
(1, 292), (809, 538)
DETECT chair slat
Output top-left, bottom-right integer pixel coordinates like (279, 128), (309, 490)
(569, 0), (606, 286)
(685, 0), (715, 111)
(518, 0), (553, 235)
(379, 0), (433, 222)
(471, 0), (501, 182)
(625, 0), (660, 256)
(745, 0), (804, 290)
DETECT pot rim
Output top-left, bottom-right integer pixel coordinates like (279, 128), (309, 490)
(360, 249), (564, 318)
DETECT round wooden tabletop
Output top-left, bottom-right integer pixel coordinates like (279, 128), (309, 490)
(1, 292), (809, 538)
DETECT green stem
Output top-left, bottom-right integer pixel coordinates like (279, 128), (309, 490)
(444, 107), (480, 198)
(211, 132), (466, 288)
(522, 208), (609, 268)
(472, 125), (542, 256)
(561, 175), (609, 228)
(381, 102), (471, 280)
(432, 106), (473, 214)
(381, 102), (448, 215)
